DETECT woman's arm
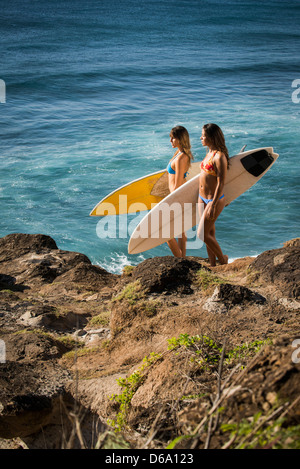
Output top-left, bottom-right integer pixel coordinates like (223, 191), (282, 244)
(207, 153), (227, 219)
(169, 153), (189, 192)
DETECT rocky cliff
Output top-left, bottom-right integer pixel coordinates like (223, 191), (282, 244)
(0, 233), (299, 449)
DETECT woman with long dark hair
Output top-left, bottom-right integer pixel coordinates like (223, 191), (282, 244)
(197, 123), (229, 266)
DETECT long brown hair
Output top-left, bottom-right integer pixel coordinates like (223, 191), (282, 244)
(170, 125), (194, 165)
(203, 123), (229, 167)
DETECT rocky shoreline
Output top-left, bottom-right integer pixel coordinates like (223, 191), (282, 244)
(0, 233), (299, 449)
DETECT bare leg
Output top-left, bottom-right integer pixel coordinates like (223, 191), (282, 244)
(197, 200), (215, 264)
(178, 233), (187, 258)
(167, 238), (182, 257)
(204, 227), (228, 265)
(198, 198), (228, 266)
(206, 242), (216, 266)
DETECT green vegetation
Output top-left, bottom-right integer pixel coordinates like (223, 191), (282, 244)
(63, 345), (100, 360)
(108, 352), (162, 432)
(168, 333), (222, 371)
(56, 335), (79, 349)
(88, 310), (110, 327)
(225, 338), (272, 365)
(166, 406), (300, 450)
(112, 280), (145, 305)
(221, 411), (300, 449)
(168, 333), (220, 352)
(138, 299), (161, 317)
(13, 328), (50, 336)
(167, 333), (272, 369)
(194, 269), (227, 291)
(122, 265), (135, 276)
(108, 333), (276, 443)
(0, 289), (20, 298)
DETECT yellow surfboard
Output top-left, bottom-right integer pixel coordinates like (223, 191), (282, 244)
(90, 162), (200, 216)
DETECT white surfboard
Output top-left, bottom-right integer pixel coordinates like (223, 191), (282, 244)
(128, 147), (279, 255)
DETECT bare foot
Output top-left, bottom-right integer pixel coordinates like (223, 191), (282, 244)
(220, 254), (228, 265)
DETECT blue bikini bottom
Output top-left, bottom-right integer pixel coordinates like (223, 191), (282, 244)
(199, 194), (224, 204)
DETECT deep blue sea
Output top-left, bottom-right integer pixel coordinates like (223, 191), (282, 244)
(1, 0), (299, 273)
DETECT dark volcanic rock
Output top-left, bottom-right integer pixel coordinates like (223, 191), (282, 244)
(132, 256), (204, 294)
(0, 361), (71, 438)
(0, 233), (116, 290)
(56, 261), (116, 290)
(4, 332), (69, 362)
(216, 283), (266, 306)
(204, 283), (266, 314)
(0, 273), (28, 292)
(0, 234), (58, 262)
(249, 238), (300, 298)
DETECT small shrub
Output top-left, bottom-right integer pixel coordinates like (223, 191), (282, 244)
(89, 311), (110, 327)
(63, 346), (100, 360)
(225, 339), (272, 366)
(138, 300), (161, 317)
(167, 334), (272, 372)
(108, 352), (162, 432)
(112, 281), (145, 305)
(194, 270), (226, 291)
(57, 335), (79, 349)
(168, 333), (222, 371)
(221, 411), (300, 449)
(122, 265), (135, 276)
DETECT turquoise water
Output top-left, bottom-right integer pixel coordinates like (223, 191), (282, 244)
(0, 0), (299, 273)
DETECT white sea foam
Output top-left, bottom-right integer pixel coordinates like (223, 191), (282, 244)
(98, 252), (146, 275)
(228, 253), (259, 264)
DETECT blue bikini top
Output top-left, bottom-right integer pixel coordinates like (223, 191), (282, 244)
(167, 152), (188, 178)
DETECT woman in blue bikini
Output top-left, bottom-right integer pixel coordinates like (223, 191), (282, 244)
(198, 123), (229, 266)
(167, 125), (193, 257)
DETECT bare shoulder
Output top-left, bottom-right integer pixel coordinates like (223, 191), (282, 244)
(214, 150), (225, 160)
(214, 151), (227, 165)
(177, 151), (189, 163)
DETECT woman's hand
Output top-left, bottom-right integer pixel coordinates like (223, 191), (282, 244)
(206, 202), (216, 221)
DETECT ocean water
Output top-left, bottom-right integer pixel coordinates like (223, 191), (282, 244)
(0, 0), (299, 273)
